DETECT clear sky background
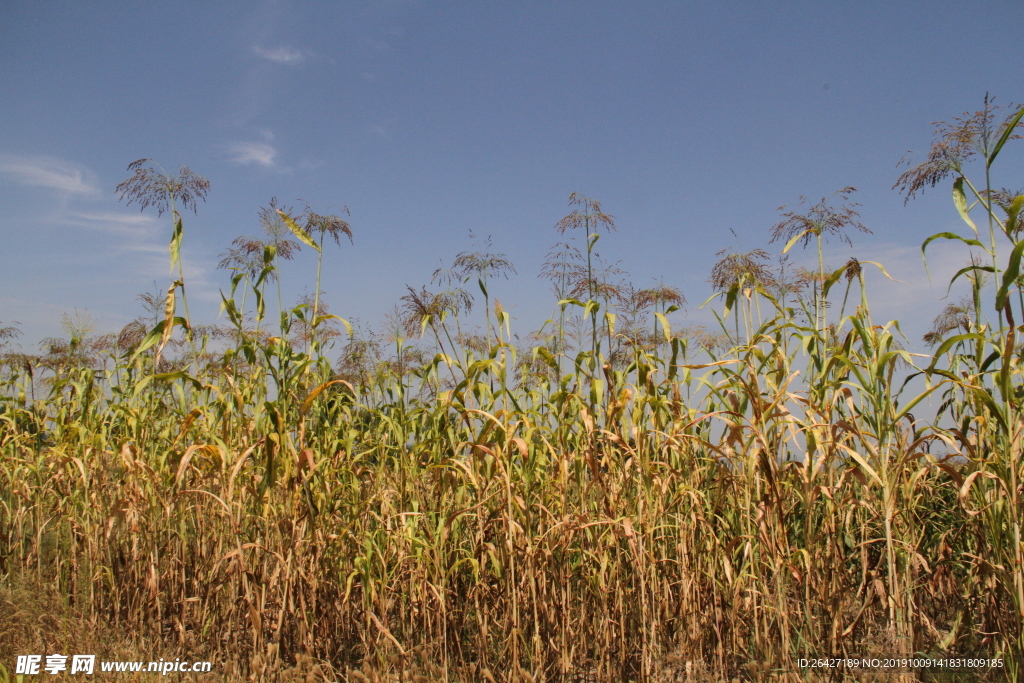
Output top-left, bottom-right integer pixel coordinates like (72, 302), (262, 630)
(2, 1), (1023, 352)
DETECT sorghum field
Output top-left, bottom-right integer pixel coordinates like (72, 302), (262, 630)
(2, 101), (1023, 682)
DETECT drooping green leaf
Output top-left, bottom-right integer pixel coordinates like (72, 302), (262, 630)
(533, 346), (560, 373)
(130, 320), (167, 361)
(654, 312), (672, 342)
(995, 239), (1024, 311)
(278, 209), (320, 252)
(997, 309), (1017, 403)
(821, 265), (847, 299)
(952, 177), (977, 233)
(922, 231), (986, 254)
(967, 385), (1009, 433)
(219, 291), (242, 327)
(229, 271), (245, 295)
(254, 286), (265, 322)
(782, 228), (813, 254)
(858, 260), (900, 282)
(892, 381), (945, 424)
(926, 333), (985, 372)
(253, 264), (274, 289)
(721, 283), (739, 319)
(313, 314), (353, 337)
(152, 370), (203, 390)
(979, 350), (1002, 373)
(947, 264), (994, 296)
(921, 231), (989, 279)
(1005, 195), (1024, 236)
(603, 312), (616, 337)
(498, 309), (512, 338)
(169, 215), (183, 271)
(300, 379), (354, 415)
(987, 103), (1024, 165)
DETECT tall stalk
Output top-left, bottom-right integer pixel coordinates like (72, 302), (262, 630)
(116, 159), (210, 369)
(555, 193), (616, 378)
(277, 205), (352, 356)
(770, 187), (870, 338)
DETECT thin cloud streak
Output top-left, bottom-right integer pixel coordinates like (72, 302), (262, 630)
(226, 141), (279, 168)
(62, 211), (158, 237)
(253, 45), (306, 65)
(836, 240), (977, 346)
(369, 124), (392, 142)
(0, 154), (99, 195)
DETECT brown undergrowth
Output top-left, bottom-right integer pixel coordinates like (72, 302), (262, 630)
(2, 100), (1024, 682)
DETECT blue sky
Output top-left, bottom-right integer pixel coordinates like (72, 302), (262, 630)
(2, 1), (1023, 351)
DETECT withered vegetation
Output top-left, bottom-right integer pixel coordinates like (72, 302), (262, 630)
(3, 100), (1024, 682)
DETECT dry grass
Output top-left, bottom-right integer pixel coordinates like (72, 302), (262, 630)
(2, 102), (1024, 682)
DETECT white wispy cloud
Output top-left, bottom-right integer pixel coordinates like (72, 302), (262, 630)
(226, 141), (279, 168)
(734, 237), (978, 351)
(0, 154), (99, 195)
(369, 124), (392, 142)
(253, 45), (307, 65)
(62, 211), (158, 237)
(831, 240), (979, 348)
